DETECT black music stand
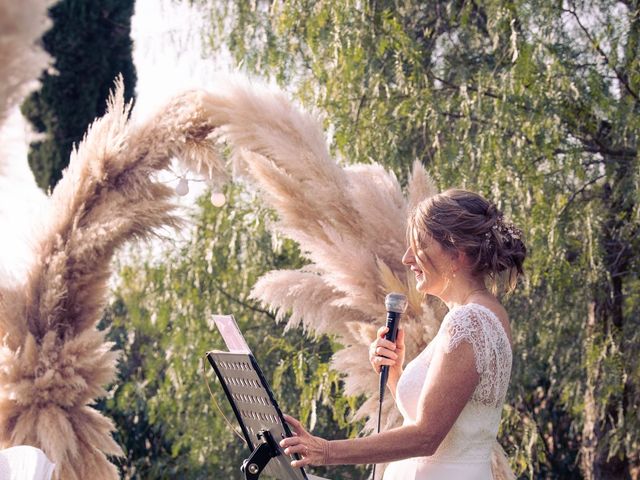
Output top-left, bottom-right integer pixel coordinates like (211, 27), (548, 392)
(207, 351), (326, 480)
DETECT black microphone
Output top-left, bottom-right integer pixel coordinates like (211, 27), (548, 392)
(379, 292), (408, 394)
(372, 292), (408, 480)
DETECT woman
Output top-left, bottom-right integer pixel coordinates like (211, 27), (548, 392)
(280, 189), (526, 479)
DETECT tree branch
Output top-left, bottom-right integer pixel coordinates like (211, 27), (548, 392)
(210, 279), (277, 321)
(438, 109), (638, 161)
(562, 4), (639, 102)
(429, 72), (512, 105)
(558, 173), (607, 218)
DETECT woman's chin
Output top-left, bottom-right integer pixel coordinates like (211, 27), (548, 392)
(417, 280), (442, 297)
(416, 278), (429, 293)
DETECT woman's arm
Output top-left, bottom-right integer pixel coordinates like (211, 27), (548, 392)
(281, 338), (480, 467)
(386, 373), (401, 400)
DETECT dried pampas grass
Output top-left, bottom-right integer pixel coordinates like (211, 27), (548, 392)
(0, 79), (226, 479)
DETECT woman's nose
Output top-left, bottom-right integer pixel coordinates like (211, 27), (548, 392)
(402, 247), (414, 265)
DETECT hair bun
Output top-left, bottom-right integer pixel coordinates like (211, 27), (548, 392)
(409, 189), (527, 294)
(485, 203), (501, 220)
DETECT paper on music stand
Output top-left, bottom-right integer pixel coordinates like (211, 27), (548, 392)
(212, 315), (252, 354)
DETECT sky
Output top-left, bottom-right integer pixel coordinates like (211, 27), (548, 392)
(0, 0), (230, 281)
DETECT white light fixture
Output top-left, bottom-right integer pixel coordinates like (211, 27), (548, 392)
(175, 177), (189, 196)
(210, 191), (226, 207)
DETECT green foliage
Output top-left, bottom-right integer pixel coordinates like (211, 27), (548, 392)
(193, 0), (640, 477)
(21, 0), (136, 191)
(101, 184), (367, 479)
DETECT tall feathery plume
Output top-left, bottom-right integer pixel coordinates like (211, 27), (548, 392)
(195, 80), (514, 479)
(0, 80), (226, 479)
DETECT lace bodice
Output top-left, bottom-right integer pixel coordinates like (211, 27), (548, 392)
(392, 303), (512, 468)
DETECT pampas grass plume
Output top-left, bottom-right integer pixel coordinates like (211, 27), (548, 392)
(0, 79), (227, 479)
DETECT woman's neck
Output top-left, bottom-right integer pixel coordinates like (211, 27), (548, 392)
(440, 276), (488, 310)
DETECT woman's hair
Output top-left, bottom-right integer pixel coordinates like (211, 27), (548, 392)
(408, 189), (526, 294)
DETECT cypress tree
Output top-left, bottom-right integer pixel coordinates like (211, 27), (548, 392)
(21, 0), (137, 191)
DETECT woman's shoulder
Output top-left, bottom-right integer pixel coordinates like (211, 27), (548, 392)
(444, 301), (512, 347)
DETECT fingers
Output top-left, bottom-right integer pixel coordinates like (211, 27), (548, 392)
(282, 443), (306, 456)
(280, 414), (330, 469)
(373, 330), (397, 349)
(373, 356), (396, 367)
(375, 346), (398, 360)
(375, 338), (397, 354)
(283, 414), (306, 436)
(280, 433), (313, 468)
(396, 327), (405, 348)
(281, 439), (310, 467)
(370, 328), (399, 371)
(370, 351), (396, 373)
(376, 326), (399, 347)
(283, 413), (299, 426)
(291, 457), (309, 468)
(280, 435), (302, 449)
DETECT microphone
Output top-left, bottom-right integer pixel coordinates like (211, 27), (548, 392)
(379, 292), (408, 394)
(372, 292), (408, 480)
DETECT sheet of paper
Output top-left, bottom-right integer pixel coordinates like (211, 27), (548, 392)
(212, 314), (252, 354)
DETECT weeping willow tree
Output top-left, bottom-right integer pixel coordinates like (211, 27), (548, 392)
(192, 0), (640, 478)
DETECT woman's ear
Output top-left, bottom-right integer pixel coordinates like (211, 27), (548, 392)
(454, 250), (472, 269)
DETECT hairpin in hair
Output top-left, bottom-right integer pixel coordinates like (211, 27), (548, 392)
(505, 224), (522, 240)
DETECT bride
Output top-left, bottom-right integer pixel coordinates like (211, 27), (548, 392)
(279, 189), (526, 479)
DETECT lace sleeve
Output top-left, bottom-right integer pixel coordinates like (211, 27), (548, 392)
(441, 304), (512, 406)
(443, 306), (490, 374)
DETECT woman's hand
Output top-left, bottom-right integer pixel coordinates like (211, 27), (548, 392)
(279, 414), (330, 468)
(369, 326), (405, 381)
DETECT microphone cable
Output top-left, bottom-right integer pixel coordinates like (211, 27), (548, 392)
(201, 355), (245, 442)
(371, 379), (385, 480)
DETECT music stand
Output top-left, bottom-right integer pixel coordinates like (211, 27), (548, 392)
(207, 351), (325, 480)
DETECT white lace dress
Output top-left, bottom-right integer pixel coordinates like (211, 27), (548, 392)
(383, 303), (512, 480)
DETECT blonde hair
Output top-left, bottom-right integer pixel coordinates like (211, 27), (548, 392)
(408, 189), (526, 294)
